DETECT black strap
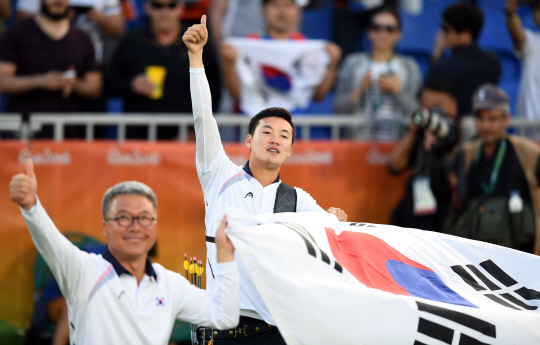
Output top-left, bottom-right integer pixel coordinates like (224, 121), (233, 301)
(197, 317), (275, 339)
(273, 182), (297, 213)
(206, 182), (297, 243)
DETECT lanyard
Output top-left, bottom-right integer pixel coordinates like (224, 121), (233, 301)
(361, 55), (393, 113)
(473, 139), (507, 196)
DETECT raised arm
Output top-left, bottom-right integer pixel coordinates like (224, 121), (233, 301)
(183, 15), (224, 171)
(505, 0), (527, 52)
(313, 42), (341, 101)
(10, 160), (86, 301)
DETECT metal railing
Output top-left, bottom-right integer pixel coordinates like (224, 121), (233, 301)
(1, 113), (540, 142)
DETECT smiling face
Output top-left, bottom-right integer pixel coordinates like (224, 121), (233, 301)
(367, 12), (402, 51)
(103, 194), (157, 264)
(246, 116), (293, 170)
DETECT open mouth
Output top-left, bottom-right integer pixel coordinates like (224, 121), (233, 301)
(268, 148), (279, 154)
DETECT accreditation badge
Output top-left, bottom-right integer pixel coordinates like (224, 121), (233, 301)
(412, 176), (437, 216)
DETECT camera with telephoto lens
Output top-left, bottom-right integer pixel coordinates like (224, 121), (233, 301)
(411, 106), (459, 153)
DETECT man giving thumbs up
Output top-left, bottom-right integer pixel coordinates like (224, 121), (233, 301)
(10, 160), (239, 345)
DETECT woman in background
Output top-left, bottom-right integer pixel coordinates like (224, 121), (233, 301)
(334, 6), (421, 140)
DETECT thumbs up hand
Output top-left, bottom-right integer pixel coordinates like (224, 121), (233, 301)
(182, 14), (208, 55)
(10, 159), (37, 210)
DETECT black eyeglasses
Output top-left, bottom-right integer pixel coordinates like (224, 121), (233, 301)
(370, 23), (399, 33)
(151, 2), (178, 9)
(105, 214), (157, 227)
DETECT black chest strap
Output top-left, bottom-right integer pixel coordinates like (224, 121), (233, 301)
(206, 182), (297, 243)
(273, 182), (297, 213)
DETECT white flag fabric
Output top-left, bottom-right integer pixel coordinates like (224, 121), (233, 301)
(225, 38), (330, 116)
(224, 209), (540, 345)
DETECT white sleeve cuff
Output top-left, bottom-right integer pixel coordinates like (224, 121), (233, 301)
(20, 196), (41, 218)
(190, 67), (206, 74)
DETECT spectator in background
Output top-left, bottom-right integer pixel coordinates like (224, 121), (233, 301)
(388, 78), (459, 232)
(428, 2), (501, 123)
(334, 6), (421, 140)
(16, 0), (124, 67)
(505, 0), (540, 120)
(332, 0), (398, 59)
(106, 0), (221, 139)
(16, 0), (124, 114)
(0, 0), (11, 37)
(444, 84), (540, 255)
(0, 0), (102, 138)
(220, 0), (341, 113)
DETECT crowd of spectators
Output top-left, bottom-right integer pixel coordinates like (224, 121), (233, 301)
(0, 0), (540, 248)
(0, 0), (538, 140)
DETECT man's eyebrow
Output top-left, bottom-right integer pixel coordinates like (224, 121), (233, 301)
(261, 125), (290, 134)
(261, 125), (291, 135)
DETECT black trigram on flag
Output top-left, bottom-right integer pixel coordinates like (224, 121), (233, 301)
(451, 259), (540, 311)
(279, 222), (343, 274)
(349, 222), (376, 227)
(415, 301), (496, 345)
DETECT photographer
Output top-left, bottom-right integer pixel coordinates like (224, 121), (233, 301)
(388, 78), (459, 231)
(444, 84), (540, 255)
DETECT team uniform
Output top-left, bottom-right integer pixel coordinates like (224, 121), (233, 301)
(20, 198), (239, 345)
(190, 66), (332, 325)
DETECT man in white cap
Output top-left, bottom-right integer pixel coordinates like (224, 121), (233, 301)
(444, 83), (540, 255)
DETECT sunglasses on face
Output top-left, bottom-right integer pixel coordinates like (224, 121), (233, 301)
(369, 23), (399, 33)
(150, 2), (177, 9)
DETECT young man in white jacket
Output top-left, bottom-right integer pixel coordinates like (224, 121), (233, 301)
(183, 15), (348, 344)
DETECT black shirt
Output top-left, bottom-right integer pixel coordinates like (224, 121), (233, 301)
(0, 18), (98, 113)
(427, 44), (501, 117)
(390, 132), (453, 232)
(466, 138), (540, 203)
(106, 24), (221, 114)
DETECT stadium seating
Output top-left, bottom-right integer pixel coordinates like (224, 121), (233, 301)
(422, 0), (455, 23)
(396, 13), (438, 78)
(301, 0), (333, 40)
(476, 0), (505, 12)
(518, 5), (540, 32)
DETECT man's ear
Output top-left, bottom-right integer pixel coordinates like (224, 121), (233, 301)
(245, 134), (252, 150)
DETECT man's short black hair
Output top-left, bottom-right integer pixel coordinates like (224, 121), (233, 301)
(248, 107), (296, 144)
(442, 1), (484, 41)
(370, 5), (401, 30)
(420, 77), (458, 101)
